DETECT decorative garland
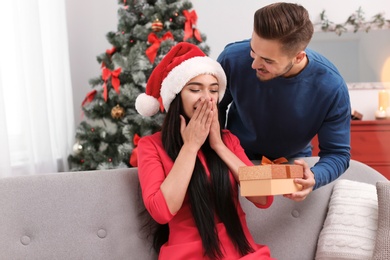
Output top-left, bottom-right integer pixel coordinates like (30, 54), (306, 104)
(315, 7), (390, 35)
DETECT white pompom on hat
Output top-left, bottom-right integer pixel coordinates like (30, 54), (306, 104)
(135, 42), (226, 117)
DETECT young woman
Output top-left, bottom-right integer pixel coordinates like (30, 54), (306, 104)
(135, 42), (274, 260)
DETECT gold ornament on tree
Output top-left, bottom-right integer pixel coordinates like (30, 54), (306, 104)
(151, 18), (164, 32)
(111, 104), (125, 119)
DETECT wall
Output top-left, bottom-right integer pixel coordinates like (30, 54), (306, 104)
(65, 1), (117, 124)
(309, 29), (390, 83)
(65, 0), (390, 125)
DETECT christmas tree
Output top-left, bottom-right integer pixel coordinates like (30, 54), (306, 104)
(68, 0), (209, 171)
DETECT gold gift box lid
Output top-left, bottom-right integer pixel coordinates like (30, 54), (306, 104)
(238, 164), (303, 181)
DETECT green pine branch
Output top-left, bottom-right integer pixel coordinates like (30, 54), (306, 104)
(316, 8), (390, 36)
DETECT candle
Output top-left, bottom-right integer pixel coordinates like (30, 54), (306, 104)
(375, 108), (387, 119)
(378, 90), (389, 110)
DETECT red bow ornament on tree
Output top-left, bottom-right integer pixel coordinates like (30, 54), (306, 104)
(102, 67), (121, 101)
(82, 89), (97, 107)
(129, 133), (141, 167)
(106, 47), (116, 56)
(183, 10), (202, 42)
(145, 31), (174, 64)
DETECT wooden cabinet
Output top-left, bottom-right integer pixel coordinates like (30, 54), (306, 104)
(312, 120), (390, 179)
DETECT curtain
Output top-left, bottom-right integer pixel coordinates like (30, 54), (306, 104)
(0, 0), (74, 177)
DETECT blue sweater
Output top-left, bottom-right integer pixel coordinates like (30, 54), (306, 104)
(217, 39), (351, 189)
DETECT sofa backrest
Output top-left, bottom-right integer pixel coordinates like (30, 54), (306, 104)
(0, 158), (386, 260)
(0, 168), (157, 260)
(239, 157), (387, 260)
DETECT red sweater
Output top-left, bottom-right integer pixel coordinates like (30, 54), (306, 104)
(138, 130), (274, 260)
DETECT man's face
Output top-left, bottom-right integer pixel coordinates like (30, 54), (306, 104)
(250, 32), (296, 81)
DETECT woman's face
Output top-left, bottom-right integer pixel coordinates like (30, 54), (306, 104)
(180, 74), (219, 119)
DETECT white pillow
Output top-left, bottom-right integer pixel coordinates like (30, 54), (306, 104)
(372, 181), (390, 260)
(315, 179), (378, 260)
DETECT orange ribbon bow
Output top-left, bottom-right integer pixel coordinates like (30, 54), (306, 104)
(261, 156), (288, 165)
(182, 10), (202, 42)
(102, 67), (121, 101)
(145, 31), (174, 64)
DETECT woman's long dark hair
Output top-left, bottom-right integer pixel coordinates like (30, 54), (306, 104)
(152, 94), (254, 259)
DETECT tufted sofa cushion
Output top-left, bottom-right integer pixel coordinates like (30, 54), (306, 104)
(239, 173), (334, 260)
(239, 157), (386, 260)
(0, 168), (157, 260)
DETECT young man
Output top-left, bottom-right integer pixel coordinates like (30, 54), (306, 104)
(217, 2), (351, 201)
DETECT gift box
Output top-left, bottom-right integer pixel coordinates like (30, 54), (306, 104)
(238, 164), (304, 196)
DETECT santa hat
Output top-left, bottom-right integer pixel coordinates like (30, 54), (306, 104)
(135, 42), (226, 117)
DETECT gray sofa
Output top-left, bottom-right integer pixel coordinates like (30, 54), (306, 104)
(0, 157), (387, 260)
